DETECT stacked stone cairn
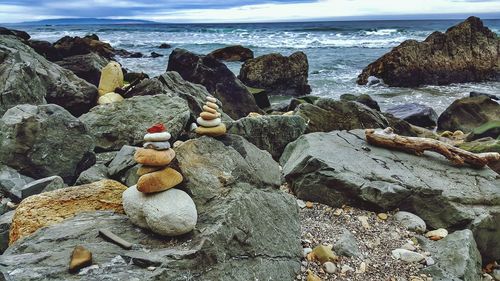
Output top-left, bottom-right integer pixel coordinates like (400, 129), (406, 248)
(195, 96), (227, 137)
(97, 61), (125, 105)
(122, 123), (197, 236)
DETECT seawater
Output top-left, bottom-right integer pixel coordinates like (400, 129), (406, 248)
(14, 19), (500, 113)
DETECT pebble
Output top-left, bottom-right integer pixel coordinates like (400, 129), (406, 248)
(401, 243), (417, 251)
(425, 257), (435, 266)
(333, 208), (343, 216)
(356, 262), (367, 274)
(122, 186), (149, 228)
(147, 266), (156, 271)
(206, 96), (217, 103)
(197, 117), (222, 128)
(394, 211), (426, 233)
(190, 122), (198, 131)
(341, 265), (354, 274)
(303, 247), (312, 257)
(203, 105), (218, 114)
(306, 270), (321, 281)
(357, 216), (370, 229)
(305, 201), (314, 208)
(143, 141), (171, 150)
(425, 228), (448, 240)
(323, 261), (337, 274)
(69, 246), (92, 273)
(297, 200), (306, 209)
(136, 165), (162, 176)
(391, 249), (425, 263)
(144, 132), (171, 142)
(312, 245), (337, 264)
(377, 213), (388, 220)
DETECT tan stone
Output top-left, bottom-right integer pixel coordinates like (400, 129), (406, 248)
(312, 245), (338, 264)
(137, 167), (183, 193)
(9, 180), (126, 244)
(203, 105), (218, 114)
(247, 112), (262, 117)
(377, 213), (388, 220)
(69, 246), (92, 273)
(136, 165), (163, 176)
(305, 201), (314, 208)
(195, 123), (226, 137)
(98, 61), (124, 96)
(134, 148), (176, 166)
(200, 111), (221, 120)
(206, 101), (219, 110)
(306, 270), (322, 281)
(97, 92), (124, 104)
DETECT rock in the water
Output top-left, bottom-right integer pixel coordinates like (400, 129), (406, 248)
(158, 43), (172, 49)
(280, 129), (500, 262)
(0, 104), (95, 183)
(55, 53), (109, 87)
(53, 34), (116, 59)
(98, 61), (124, 96)
(340, 94), (380, 111)
(294, 98), (388, 133)
(227, 115), (306, 159)
(0, 35), (98, 116)
(9, 175), (65, 201)
(167, 48), (262, 119)
(79, 95), (190, 151)
(239, 52), (311, 97)
(208, 45), (254, 62)
(394, 211), (427, 233)
(9, 179), (126, 244)
(437, 96), (500, 133)
(0, 166), (34, 197)
(419, 229), (482, 281)
(69, 245), (92, 273)
(386, 103), (438, 128)
(470, 91), (499, 101)
(357, 17), (500, 87)
(333, 228), (362, 258)
(136, 167), (183, 193)
(391, 248), (425, 263)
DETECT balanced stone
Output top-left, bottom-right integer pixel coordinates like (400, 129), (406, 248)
(143, 141), (171, 150)
(134, 148), (176, 166)
(98, 61), (124, 96)
(195, 124), (227, 137)
(136, 167), (183, 193)
(98, 92), (124, 105)
(200, 111), (221, 120)
(203, 105), (218, 114)
(207, 96), (217, 103)
(144, 132), (171, 142)
(197, 117), (222, 128)
(122, 186), (149, 228)
(206, 102), (219, 110)
(136, 165), (162, 176)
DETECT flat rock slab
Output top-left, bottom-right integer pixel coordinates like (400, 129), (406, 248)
(281, 129), (500, 262)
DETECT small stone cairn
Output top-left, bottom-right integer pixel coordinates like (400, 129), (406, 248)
(195, 96), (227, 137)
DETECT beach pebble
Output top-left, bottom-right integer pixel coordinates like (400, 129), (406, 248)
(144, 132), (171, 142)
(206, 96), (217, 103)
(297, 200), (306, 209)
(190, 122), (198, 131)
(323, 262), (337, 274)
(341, 265), (354, 274)
(357, 215), (370, 229)
(303, 247), (312, 257)
(425, 257), (435, 266)
(197, 117), (221, 127)
(143, 141), (171, 150)
(425, 228), (448, 240)
(391, 249), (425, 263)
(401, 242), (417, 251)
(394, 211), (426, 233)
(305, 201), (313, 208)
(312, 245), (337, 264)
(206, 101), (219, 110)
(134, 148), (176, 166)
(377, 213), (388, 220)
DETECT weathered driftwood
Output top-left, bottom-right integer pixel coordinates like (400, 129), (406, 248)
(365, 128), (500, 168)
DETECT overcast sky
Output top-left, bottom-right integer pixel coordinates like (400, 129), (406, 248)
(1, 0), (500, 23)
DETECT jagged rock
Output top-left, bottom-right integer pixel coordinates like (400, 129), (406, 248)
(386, 103), (438, 128)
(357, 17), (500, 87)
(208, 45), (254, 62)
(0, 166), (34, 197)
(79, 95), (190, 151)
(340, 94), (380, 111)
(28, 39), (62, 61)
(167, 48), (261, 119)
(55, 53), (109, 86)
(53, 34), (116, 59)
(9, 179), (127, 244)
(0, 104), (95, 183)
(0, 211), (14, 254)
(107, 146), (137, 178)
(437, 96), (500, 133)
(0, 27), (30, 42)
(9, 175), (65, 202)
(239, 52), (311, 96)
(280, 129), (500, 262)
(227, 115), (306, 159)
(0, 35), (98, 116)
(75, 163), (109, 185)
(294, 98), (388, 133)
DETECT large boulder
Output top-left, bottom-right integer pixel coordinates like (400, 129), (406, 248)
(0, 166), (34, 197)
(0, 104), (95, 183)
(167, 48), (262, 119)
(437, 96), (500, 133)
(294, 98), (388, 133)
(0, 35), (98, 116)
(0, 27), (30, 42)
(0, 136), (301, 281)
(53, 34), (116, 59)
(239, 52), (311, 97)
(227, 115), (307, 159)
(79, 95), (190, 151)
(28, 39), (62, 61)
(357, 17), (500, 87)
(386, 103), (438, 128)
(55, 53), (109, 87)
(280, 130), (500, 262)
(208, 45), (254, 62)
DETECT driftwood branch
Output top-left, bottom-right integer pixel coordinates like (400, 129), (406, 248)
(365, 128), (500, 168)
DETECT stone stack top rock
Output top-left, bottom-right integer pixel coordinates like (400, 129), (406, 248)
(195, 96), (227, 137)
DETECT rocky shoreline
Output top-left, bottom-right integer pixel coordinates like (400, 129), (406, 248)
(0, 17), (499, 281)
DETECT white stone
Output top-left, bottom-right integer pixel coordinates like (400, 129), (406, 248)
(425, 257), (435, 266)
(143, 141), (171, 150)
(144, 132), (171, 142)
(491, 269), (500, 281)
(197, 117), (221, 128)
(122, 186), (149, 228)
(190, 122), (198, 131)
(401, 243), (417, 251)
(296, 200), (306, 209)
(303, 247), (312, 257)
(391, 249), (425, 263)
(341, 265), (354, 274)
(394, 211), (426, 233)
(425, 228), (448, 239)
(323, 262), (337, 274)
(206, 96), (217, 103)
(143, 188), (197, 236)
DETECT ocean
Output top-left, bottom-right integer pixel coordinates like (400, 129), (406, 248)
(13, 19), (500, 113)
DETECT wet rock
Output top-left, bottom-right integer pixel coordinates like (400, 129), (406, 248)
(208, 45), (254, 62)
(386, 103), (438, 128)
(158, 43), (172, 49)
(0, 104), (95, 183)
(53, 34), (116, 59)
(55, 53), (109, 87)
(340, 94), (381, 111)
(150, 52), (163, 58)
(358, 17), (500, 87)
(239, 52), (311, 97)
(470, 91), (499, 101)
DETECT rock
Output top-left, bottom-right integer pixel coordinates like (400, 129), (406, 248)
(425, 257), (435, 266)
(227, 115), (306, 159)
(492, 270), (500, 281)
(0, 211), (14, 254)
(9, 176), (65, 201)
(297, 200), (306, 209)
(79, 95), (190, 151)
(0, 27), (30, 42)
(208, 45), (254, 62)
(158, 43), (172, 49)
(358, 215), (370, 229)
(305, 201), (314, 208)
(143, 141), (171, 150)
(294, 98), (388, 133)
(459, 138), (500, 154)
(121, 186), (149, 228)
(470, 91), (499, 101)
(136, 167), (183, 193)
(134, 148), (176, 167)
(340, 94), (380, 111)
(437, 96), (500, 133)
(248, 87), (271, 109)
(144, 132), (171, 142)
(97, 92), (124, 104)
(467, 121), (500, 141)
(150, 52), (163, 58)
(98, 61), (124, 96)
(425, 228), (448, 240)
(419, 230), (482, 281)
(239, 52), (311, 97)
(312, 245), (337, 264)
(333, 228), (362, 258)
(197, 117), (221, 127)
(0, 35), (98, 116)
(394, 211), (427, 233)
(53, 34), (116, 59)
(357, 17), (500, 87)
(0, 165), (34, 197)
(123, 72), (149, 83)
(9, 179), (127, 244)
(75, 163), (109, 185)
(391, 249), (425, 263)
(107, 146), (137, 178)
(69, 245), (92, 273)
(167, 48), (262, 119)
(386, 103), (438, 128)
(280, 129), (500, 262)
(378, 213), (388, 220)
(55, 53), (109, 86)
(29, 39), (62, 61)
(323, 261), (337, 274)
(307, 271), (321, 281)
(195, 124), (227, 137)
(0, 104), (95, 183)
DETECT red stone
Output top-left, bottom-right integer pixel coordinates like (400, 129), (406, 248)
(147, 123), (166, 133)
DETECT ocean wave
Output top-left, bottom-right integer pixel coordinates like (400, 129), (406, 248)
(363, 29), (400, 36)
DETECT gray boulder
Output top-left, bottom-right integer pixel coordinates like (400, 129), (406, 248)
(0, 135), (300, 280)
(0, 35), (98, 117)
(9, 175), (65, 202)
(333, 228), (362, 258)
(419, 230), (482, 281)
(75, 163), (109, 185)
(0, 104), (95, 183)
(79, 95), (190, 151)
(227, 115), (306, 159)
(386, 103), (438, 128)
(280, 130), (500, 262)
(0, 165), (34, 196)
(55, 53), (109, 87)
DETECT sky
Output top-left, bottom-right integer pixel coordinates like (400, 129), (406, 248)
(0, 0), (500, 23)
